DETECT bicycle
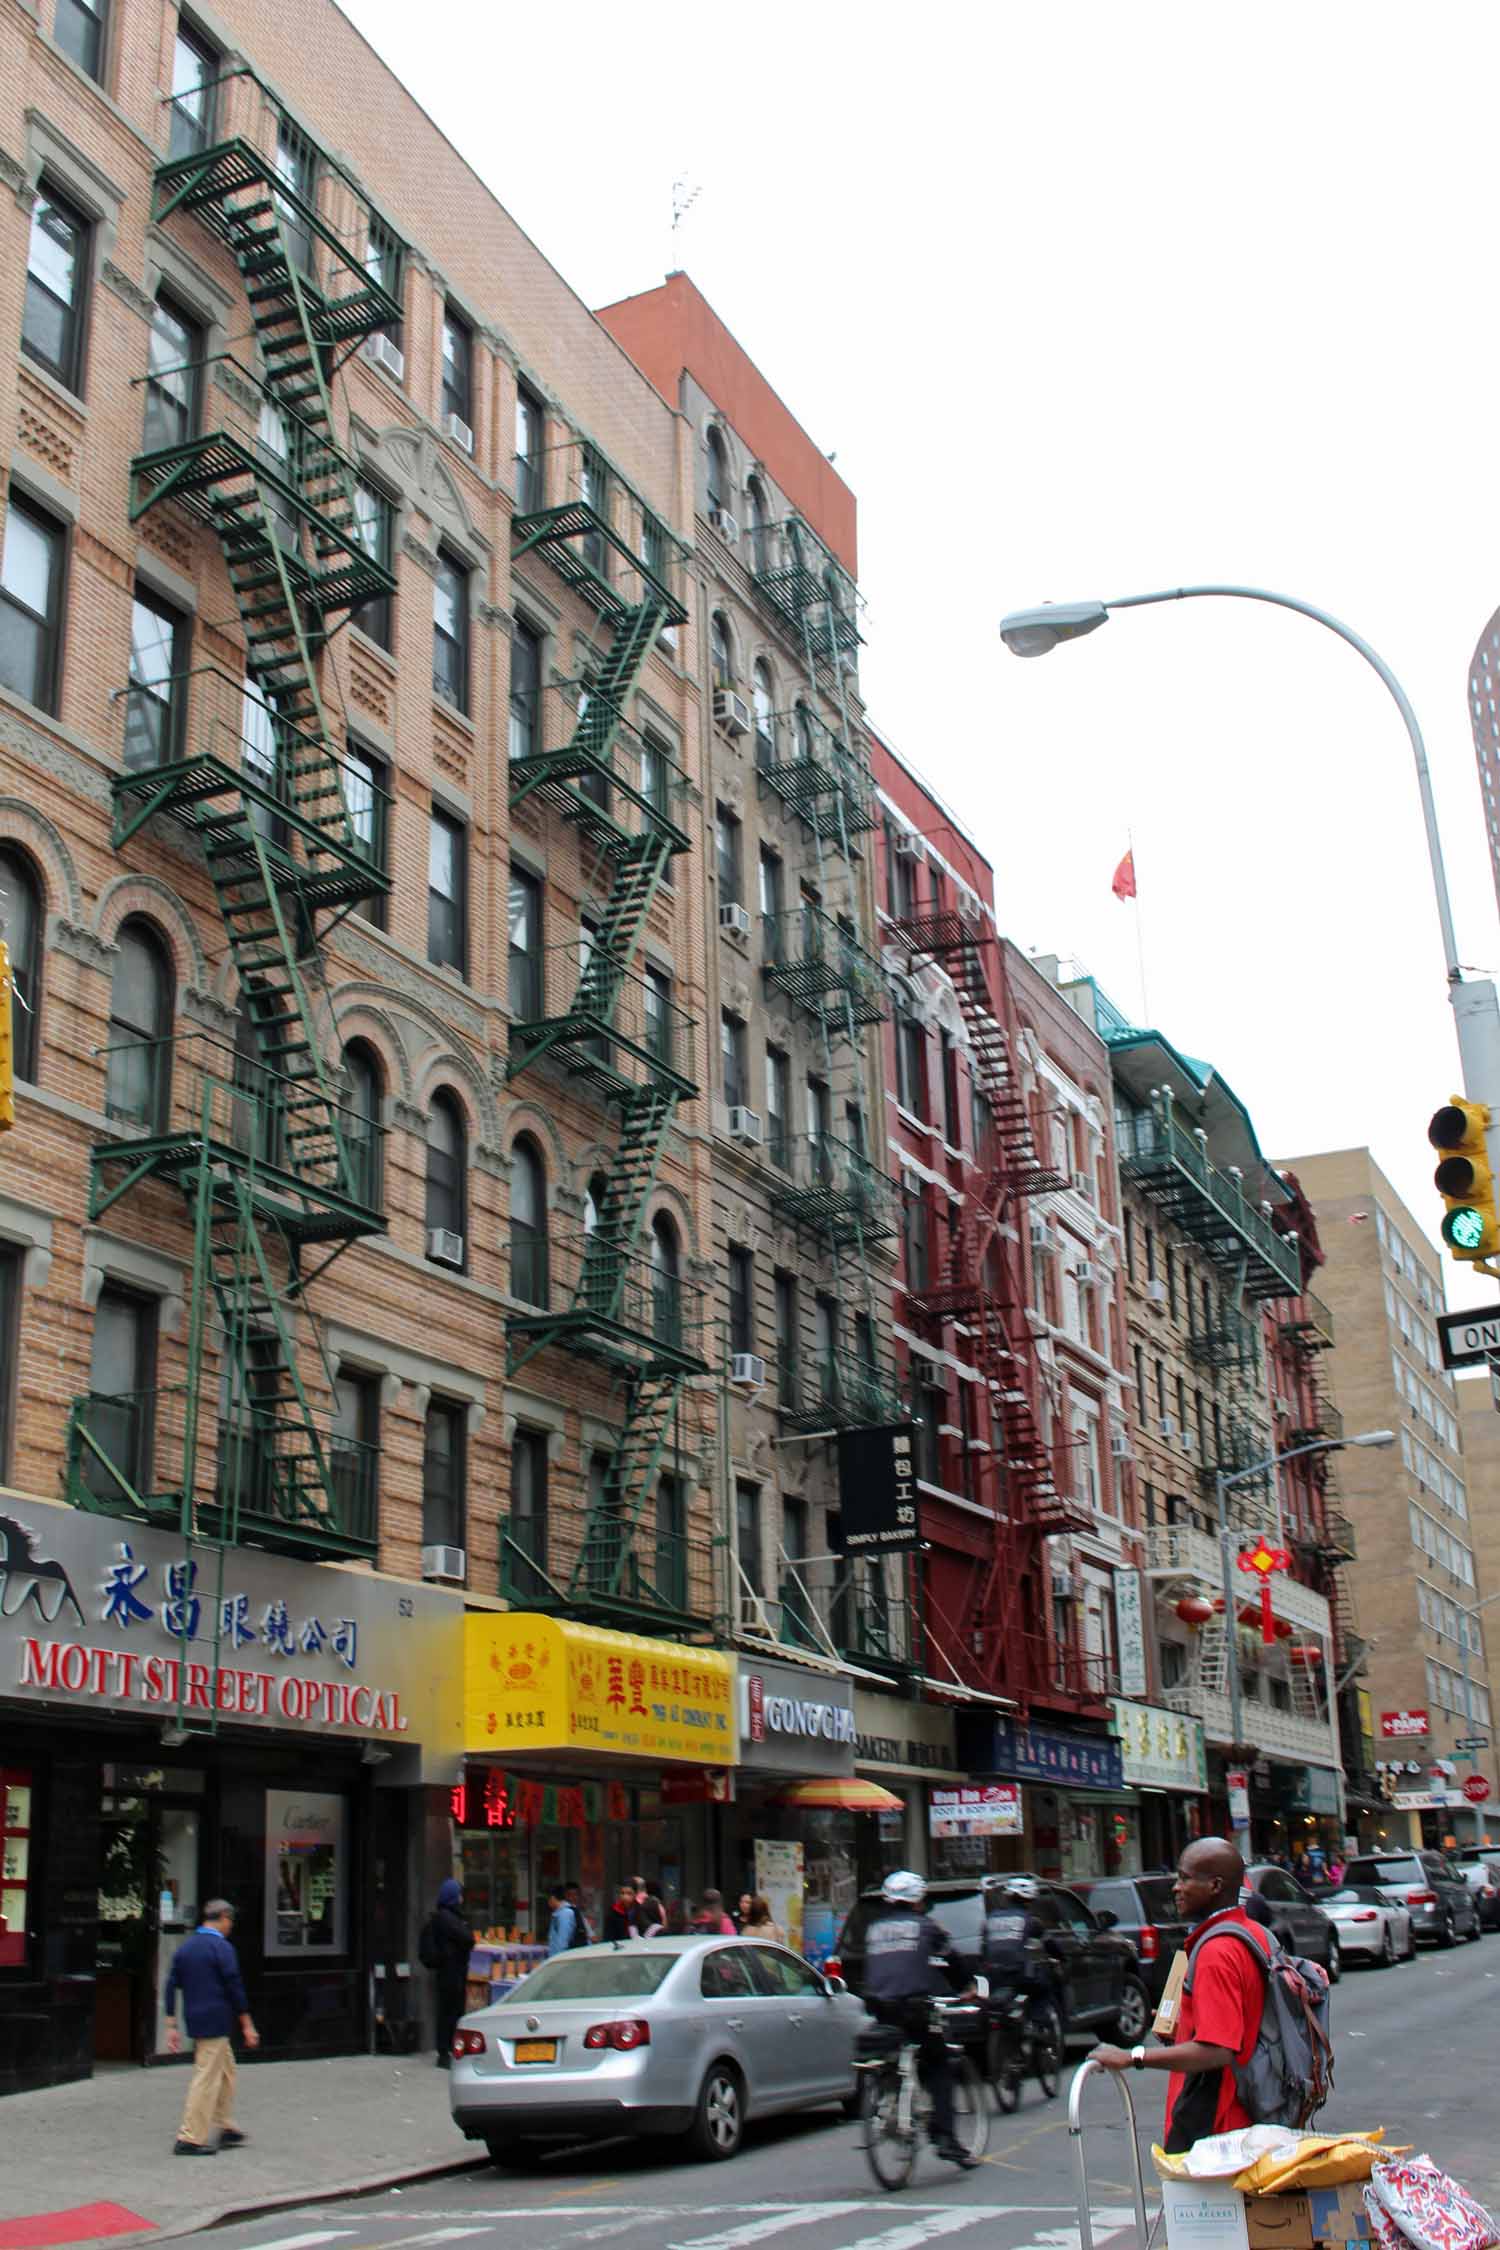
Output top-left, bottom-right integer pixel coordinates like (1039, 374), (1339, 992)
(856, 1994), (990, 2190)
(986, 1982), (1063, 2113)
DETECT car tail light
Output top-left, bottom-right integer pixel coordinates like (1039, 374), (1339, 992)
(1137, 1925), (1160, 1961)
(1407, 1890), (1436, 1906)
(1350, 1910), (1378, 1923)
(452, 2029), (486, 2057)
(583, 2018), (651, 2051)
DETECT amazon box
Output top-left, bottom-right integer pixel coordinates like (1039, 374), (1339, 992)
(1245, 2195), (1315, 2250)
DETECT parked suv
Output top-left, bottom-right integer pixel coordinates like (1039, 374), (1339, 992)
(1342, 1849), (1481, 1946)
(830, 1876), (1151, 2046)
(1241, 1865), (1342, 1980)
(1451, 1844), (1500, 1929)
(1073, 1875), (1190, 2008)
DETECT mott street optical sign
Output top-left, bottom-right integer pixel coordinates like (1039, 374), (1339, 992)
(836, 1422), (920, 1553)
(1437, 1304), (1500, 1369)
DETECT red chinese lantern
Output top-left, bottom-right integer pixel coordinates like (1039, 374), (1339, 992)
(1236, 1602), (1261, 1629)
(1175, 1595), (1215, 1627)
(1273, 1617), (1295, 1641)
(1289, 1643), (1324, 1667)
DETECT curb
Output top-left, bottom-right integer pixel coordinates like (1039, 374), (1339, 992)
(61, 2150), (490, 2249)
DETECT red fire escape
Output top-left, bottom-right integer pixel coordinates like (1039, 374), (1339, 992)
(886, 913), (1095, 1708)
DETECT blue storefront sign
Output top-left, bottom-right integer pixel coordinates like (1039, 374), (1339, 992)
(959, 1712), (1123, 1791)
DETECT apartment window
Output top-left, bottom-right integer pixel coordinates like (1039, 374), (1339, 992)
(514, 383), (543, 512)
(643, 963), (673, 1067)
(902, 1178), (931, 1293)
(509, 618), (542, 762)
(721, 1011), (747, 1109)
(729, 1245), (754, 1357)
(364, 213), (402, 348)
(579, 447), (607, 575)
(895, 1008), (927, 1116)
(736, 1480), (763, 1598)
(816, 1294), (838, 1392)
(747, 475), (770, 572)
(892, 840), (917, 921)
(168, 21), (217, 160)
(656, 1474), (686, 1609)
(124, 586), (187, 769)
(433, 551), (469, 712)
(427, 807), (467, 973)
(0, 1246), (19, 1478)
(142, 294), (199, 455)
(422, 1399), (466, 1553)
(1133, 1343), (1147, 1419)
(84, 1286), (157, 1501)
(640, 731), (671, 823)
(940, 1029), (961, 1146)
(56, 0), (108, 80)
(706, 426), (729, 515)
(339, 1040), (381, 1208)
(105, 918), (173, 1130)
(915, 1377), (944, 1484)
(774, 1270), (798, 1409)
(716, 804), (742, 905)
(1165, 1246), (1177, 1322)
(510, 1135), (549, 1307)
(329, 1370), (379, 1531)
(424, 1091), (466, 1256)
(508, 865), (542, 1019)
(273, 117), (316, 274)
(1144, 1225), (1157, 1282)
(0, 497), (66, 717)
(23, 186), (89, 392)
(650, 1215), (682, 1347)
(806, 1077), (830, 1171)
(351, 482), (393, 650)
(710, 611), (734, 690)
(343, 741), (388, 925)
(256, 396), (298, 552)
(1123, 1208), (1135, 1280)
(752, 661), (775, 766)
(759, 850), (784, 967)
(765, 1046), (788, 1167)
(441, 305), (472, 429)
(508, 1431), (548, 1593)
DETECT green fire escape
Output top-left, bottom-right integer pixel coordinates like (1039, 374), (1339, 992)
(502, 480), (705, 1630)
(65, 87), (396, 1571)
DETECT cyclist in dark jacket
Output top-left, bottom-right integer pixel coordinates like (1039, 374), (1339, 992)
(863, 1870), (977, 2168)
(983, 1874), (1067, 2034)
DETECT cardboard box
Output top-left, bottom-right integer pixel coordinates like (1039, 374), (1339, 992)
(1245, 2195), (1315, 2250)
(1306, 2186), (1375, 2245)
(1163, 2183), (1252, 2250)
(1153, 1949), (1190, 2038)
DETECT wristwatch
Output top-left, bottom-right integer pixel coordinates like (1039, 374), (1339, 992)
(1130, 2045), (1147, 2070)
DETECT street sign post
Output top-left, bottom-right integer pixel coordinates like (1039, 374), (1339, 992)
(1456, 1736), (1490, 1753)
(1462, 1773), (1490, 1804)
(1437, 1303), (1500, 1369)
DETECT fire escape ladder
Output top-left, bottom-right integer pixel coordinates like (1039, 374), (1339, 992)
(568, 1366), (686, 1615)
(208, 1172), (334, 1538)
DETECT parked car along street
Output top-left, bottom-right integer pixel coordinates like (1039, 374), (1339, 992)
(830, 1876), (1151, 2048)
(1073, 1874), (1190, 2008)
(1320, 1884), (1415, 1965)
(1450, 1844), (1500, 1930)
(1241, 1864), (1342, 1979)
(449, 1938), (864, 2165)
(1342, 1849), (1482, 1946)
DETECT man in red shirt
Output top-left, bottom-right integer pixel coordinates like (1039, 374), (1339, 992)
(1089, 1838), (1265, 2152)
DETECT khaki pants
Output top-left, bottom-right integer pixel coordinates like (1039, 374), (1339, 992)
(179, 2035), (237, 2146)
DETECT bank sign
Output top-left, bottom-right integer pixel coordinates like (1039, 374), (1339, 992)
(0, 1498), (463, 1775)
(737, 1658), (857, 1777)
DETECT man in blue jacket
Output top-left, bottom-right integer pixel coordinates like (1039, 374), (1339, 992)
(163, 1900), (260, 2154)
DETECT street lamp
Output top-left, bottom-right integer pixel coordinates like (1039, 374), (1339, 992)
(1216, 1428), (1396, 1778)
(999, 586), (1500, 1122)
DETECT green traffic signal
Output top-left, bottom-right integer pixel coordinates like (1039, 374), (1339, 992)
(1429, 1096), (1499, 1263)
(1443, 1206), (1488, 1252)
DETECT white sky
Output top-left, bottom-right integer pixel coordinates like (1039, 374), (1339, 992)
(345, 0), (1500, 1301)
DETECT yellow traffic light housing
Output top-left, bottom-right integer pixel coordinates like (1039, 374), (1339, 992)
(0, 940), (12, 1134)
(1428, 1095), (1498, 1260)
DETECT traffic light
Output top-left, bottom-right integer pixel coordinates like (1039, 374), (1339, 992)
(0, 941), (12, 1134)
(1428, 1095), (1498, 1261)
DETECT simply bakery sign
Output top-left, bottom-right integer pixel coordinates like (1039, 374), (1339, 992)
(0, 1498), (462, 1769)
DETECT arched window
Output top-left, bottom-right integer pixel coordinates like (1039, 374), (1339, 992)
(583, 1169), (610, 1237)
(425, 1091), (466, 1266)
(650, 1213), (681, 1348)
(795, 701), (817, 763)
(752, 660), (775, 767)
(710, 611), (734, 691)
(510, 1134), (549, 1307)
(706, 426), (729, 517)
(105, 918), (173, 1130)
(340, 1040), (382, 1209)
(746, 476), (770, 573)
(0, 845), (41, 1082)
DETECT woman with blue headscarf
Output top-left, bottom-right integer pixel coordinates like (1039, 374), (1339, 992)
(423, 1876), (472, 2068)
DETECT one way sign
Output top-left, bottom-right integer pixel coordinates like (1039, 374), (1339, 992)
(1437, 1304), (1500, 1369)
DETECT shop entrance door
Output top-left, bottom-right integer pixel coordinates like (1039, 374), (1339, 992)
(96, 1773), (205, 2063)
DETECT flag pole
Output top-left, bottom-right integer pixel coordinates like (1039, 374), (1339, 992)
(1130, 827), (1150, 1024)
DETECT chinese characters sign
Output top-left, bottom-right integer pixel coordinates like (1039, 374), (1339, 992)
(836, 1422), (920, 1553)
(1109, 1698), (1208, 1793)
(929, 1783), (1022, 1838)
(464, 1613), (738, 1766)
(986, 1716), (1124, 1790)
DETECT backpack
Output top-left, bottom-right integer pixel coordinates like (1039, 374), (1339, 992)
(567, 1906), (591, 1950)
(1183, 1919), (1334, 2128)
(417, 1914), (439, 1971)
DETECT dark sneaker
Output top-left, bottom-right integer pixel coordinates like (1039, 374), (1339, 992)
(217, 2128), (247, 2147)
(935, 2139), (980, 2169)
(173, 2140), (216, 2157)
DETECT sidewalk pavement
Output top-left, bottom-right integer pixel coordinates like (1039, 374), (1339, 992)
(0, 2056), (484, 2245)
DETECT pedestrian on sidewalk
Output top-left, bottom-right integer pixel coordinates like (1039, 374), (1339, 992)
(545, 1883), (578, 1955)
(692, 1888), (736, 1936)
(602, 1880), (636, 1941)
(421, 1877), (473, 2069)
(742, 1894), (784, 1944)
(163, 1899), (259, 2156)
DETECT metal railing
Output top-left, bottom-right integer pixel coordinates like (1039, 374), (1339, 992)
(780, 1348), (905, 1434)
(506, 1230), (709, 1374)
(755, 703), (875, 835)
(833, 1574), (915, 1668)
(761, 903), (887, 1026)
(507, 941), (697, 1100)
(747, 515), (863, 663)
(768, 1130), (899, 1243)
(510, 436), (688, 629)
(1118, 1104), (1302, 1296)
(509, 677), (691, 854)
(500, 1516), (711, 1625)
(1281, 1289), (1336, 1351)
(1187, 1314), (1258, 1371)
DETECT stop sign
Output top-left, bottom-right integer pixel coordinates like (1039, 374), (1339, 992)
(1462, 1773), (1490, 1804)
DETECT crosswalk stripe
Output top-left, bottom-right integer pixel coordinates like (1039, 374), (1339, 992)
(668, 2207), (870, 2250)
(834, 2211), (1005, 2250)
(249, 2234), (354, 2250)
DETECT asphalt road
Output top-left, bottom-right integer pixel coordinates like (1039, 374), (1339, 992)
(197, 1937), (1500, 2250)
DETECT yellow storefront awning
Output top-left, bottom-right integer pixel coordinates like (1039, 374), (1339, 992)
(465, 1613), (737, 1766)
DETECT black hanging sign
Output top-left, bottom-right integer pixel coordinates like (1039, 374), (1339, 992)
(836, 1422), (920, 1553)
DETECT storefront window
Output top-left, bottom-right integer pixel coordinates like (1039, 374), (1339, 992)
(265, 1789), (347, 1956)
(1, 1770), (31, 1968)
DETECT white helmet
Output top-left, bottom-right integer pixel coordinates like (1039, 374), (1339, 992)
(1002, 1875), (1040, 1900)
(882, 1869), (927, 1906)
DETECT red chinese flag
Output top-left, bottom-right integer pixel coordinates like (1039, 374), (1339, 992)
(1111, 849), (1136, 901)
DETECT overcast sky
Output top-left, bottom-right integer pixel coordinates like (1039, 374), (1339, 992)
(345, 0), (1500, 1302)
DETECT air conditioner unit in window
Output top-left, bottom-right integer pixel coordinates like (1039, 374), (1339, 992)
(727, 1106), (763, 1145)
(738, 1592), (770, 1632)
(444, 412), (474, 455)
(421, 1544), (467, 1583)
(1071, 1260), (1100, 1286)
(708, 505), (739, 543)
(1145, 1278), (1168, 1308)
(894, 830), (924, 860)
(1029, 1217), (1054, 1252)
(1159, 1415), (1178, 1441)
(730, 1352), (767, 1388)
(1110, 1427), (1132, 1460)
(719, 900), (752, 937)
(714, 688), (751, 738)
(363, 332), (405, 380)
(957, 889), (981, 925)
(428, 1227), (465, 1268)
(1071, 1168), (1093, 1196)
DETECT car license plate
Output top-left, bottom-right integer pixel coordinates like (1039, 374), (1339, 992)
(514, 2039), (556, 2064)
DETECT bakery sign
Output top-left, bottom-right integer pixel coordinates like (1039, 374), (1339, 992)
(0, 1499), (463, 1775)
(737, 1656), (857, 1777)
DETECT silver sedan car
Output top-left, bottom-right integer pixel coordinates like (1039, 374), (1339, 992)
(1321, 1884), (1415, 1965)
(449, 1937), (867, 2164)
